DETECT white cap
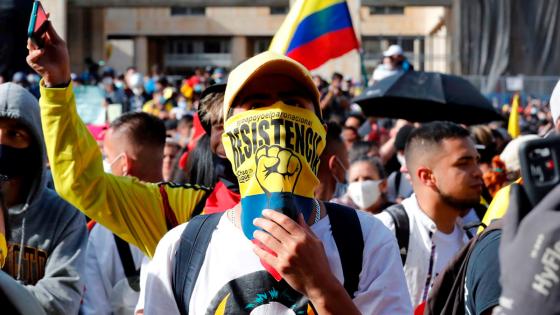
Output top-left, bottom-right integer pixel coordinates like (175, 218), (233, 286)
(500, 134), (540, 173)
(550, 79), (560, 125)
(383, 45), (403, 57)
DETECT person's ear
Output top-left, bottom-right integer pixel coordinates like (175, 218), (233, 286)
(379, 179), (388, 193)
(328, 155), (344, 182)
(417, 166), (435, 187)
(122, 153), (132, 176)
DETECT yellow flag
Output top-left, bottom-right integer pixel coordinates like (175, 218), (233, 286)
(508, 94), (520, 138)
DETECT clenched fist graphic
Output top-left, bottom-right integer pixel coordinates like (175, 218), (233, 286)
(255, 145), (302, 197)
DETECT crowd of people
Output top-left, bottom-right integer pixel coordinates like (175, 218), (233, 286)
(0, 22), (559, 315)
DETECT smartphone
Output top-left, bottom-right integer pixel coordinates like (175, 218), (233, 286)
(27, 1), (49, 48)
(518, 135), (560, 207)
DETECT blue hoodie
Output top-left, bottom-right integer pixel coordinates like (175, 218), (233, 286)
(0, 83), (87, 315)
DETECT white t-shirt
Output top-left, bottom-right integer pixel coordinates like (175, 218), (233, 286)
(432, 225), (465, 277)
(142, 209), (412, 314)
(376, 195), (470, 308)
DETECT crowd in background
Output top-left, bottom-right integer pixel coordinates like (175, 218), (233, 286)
(1, 38), (559, 315)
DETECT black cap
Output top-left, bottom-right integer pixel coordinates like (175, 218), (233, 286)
(198, 83), (227, 134)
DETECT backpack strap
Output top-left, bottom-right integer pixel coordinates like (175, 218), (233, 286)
(172, 213), (223, 315)
(324, 202), (364, 299)
(384, 204), (410, 265)
(113, 234), (140, 279)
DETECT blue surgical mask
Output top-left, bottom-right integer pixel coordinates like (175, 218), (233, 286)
(333, 182), (348, 199)
(332, 157), (348, 198)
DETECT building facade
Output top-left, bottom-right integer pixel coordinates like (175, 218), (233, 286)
(44, 0), (451, 82)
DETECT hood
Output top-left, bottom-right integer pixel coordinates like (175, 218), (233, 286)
(0, 83), (47, 214)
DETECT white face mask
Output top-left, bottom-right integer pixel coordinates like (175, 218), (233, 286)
(102, 159), (112, 174)
(347, 180), (382, 210)
(104, 152), (126, 175)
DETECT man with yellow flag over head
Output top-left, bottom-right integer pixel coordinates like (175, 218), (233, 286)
(142, 51), (412, 314)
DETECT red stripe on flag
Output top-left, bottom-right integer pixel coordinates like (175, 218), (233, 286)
(287, 27), (359, 70)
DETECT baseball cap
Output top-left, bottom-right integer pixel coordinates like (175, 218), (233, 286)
(500, 134), (540, 173)
(199, 83), (227, 134)
(223, 51), (321, 120)
(550, 79), (560, 125)
(383, 45), (403, 57)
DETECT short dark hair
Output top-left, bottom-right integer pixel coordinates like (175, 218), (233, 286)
(394, 125), (415, 151)
(325, 121), (342, 144)
(332, 72), (343, 81)
(110, 112), (166, 149)
(178, 114), (194, 128)
(350, 155), (386, 179)
(404, 121), (470, 166)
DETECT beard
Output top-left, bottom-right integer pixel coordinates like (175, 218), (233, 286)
(436, 187), (480, 211)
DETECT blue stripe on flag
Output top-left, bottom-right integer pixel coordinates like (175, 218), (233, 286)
(287, 2), (354, 53)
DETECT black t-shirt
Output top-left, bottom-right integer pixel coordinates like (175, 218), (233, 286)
(464, 230), (502, 315)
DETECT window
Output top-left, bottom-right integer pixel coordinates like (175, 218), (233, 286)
(253, 38), (271, 55)
(204, 41), (222, 53)
(363, 37), (383, 55)
(369, 6), (404, 15)
(399, 39), (415, 53)
(170, 6), (206, 16)
(270, 6), (288, 15)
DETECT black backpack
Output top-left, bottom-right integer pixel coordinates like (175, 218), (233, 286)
(383, 204), (479, 266)
(171, 202), (364, 315)
(423, 220), (503, 315)
(384, 204), (410, 265)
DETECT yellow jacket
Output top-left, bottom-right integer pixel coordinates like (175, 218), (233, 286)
(39, 83), (209, 258)
(478, 178), (522, 233)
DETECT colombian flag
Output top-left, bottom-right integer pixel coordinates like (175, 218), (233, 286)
(269, 0), (360, 70)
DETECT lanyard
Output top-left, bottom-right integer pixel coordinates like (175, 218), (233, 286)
(421, 231), (436, 303)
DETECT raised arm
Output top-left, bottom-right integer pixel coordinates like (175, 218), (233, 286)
(27, 23), (208, 257)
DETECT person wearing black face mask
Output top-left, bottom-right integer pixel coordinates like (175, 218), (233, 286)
(0, 82), (87, 314)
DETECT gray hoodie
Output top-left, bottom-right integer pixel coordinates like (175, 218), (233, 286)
(0, 83), (87, 315)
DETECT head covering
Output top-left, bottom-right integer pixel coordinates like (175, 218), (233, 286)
(550, 79), (560, 125)
(0, 83), (47, 210)
(499, 134), (540, 173)
(223, 51), (320, 120)
(383, 45), (403, 57)
(199, 83), (227, 134)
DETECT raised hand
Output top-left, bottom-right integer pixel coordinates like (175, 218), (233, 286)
(26, 19), (71, 87)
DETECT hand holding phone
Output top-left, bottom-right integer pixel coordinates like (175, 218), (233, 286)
(28, 1), (49, 48)
(26, 6), (72, 88)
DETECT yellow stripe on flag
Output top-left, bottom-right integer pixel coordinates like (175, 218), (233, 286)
(508, 94), (520, 138)
(269, 0), (345, 54)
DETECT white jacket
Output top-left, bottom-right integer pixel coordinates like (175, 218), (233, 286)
(376, 194), (470, 308)
(81, 224), (146, 315)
